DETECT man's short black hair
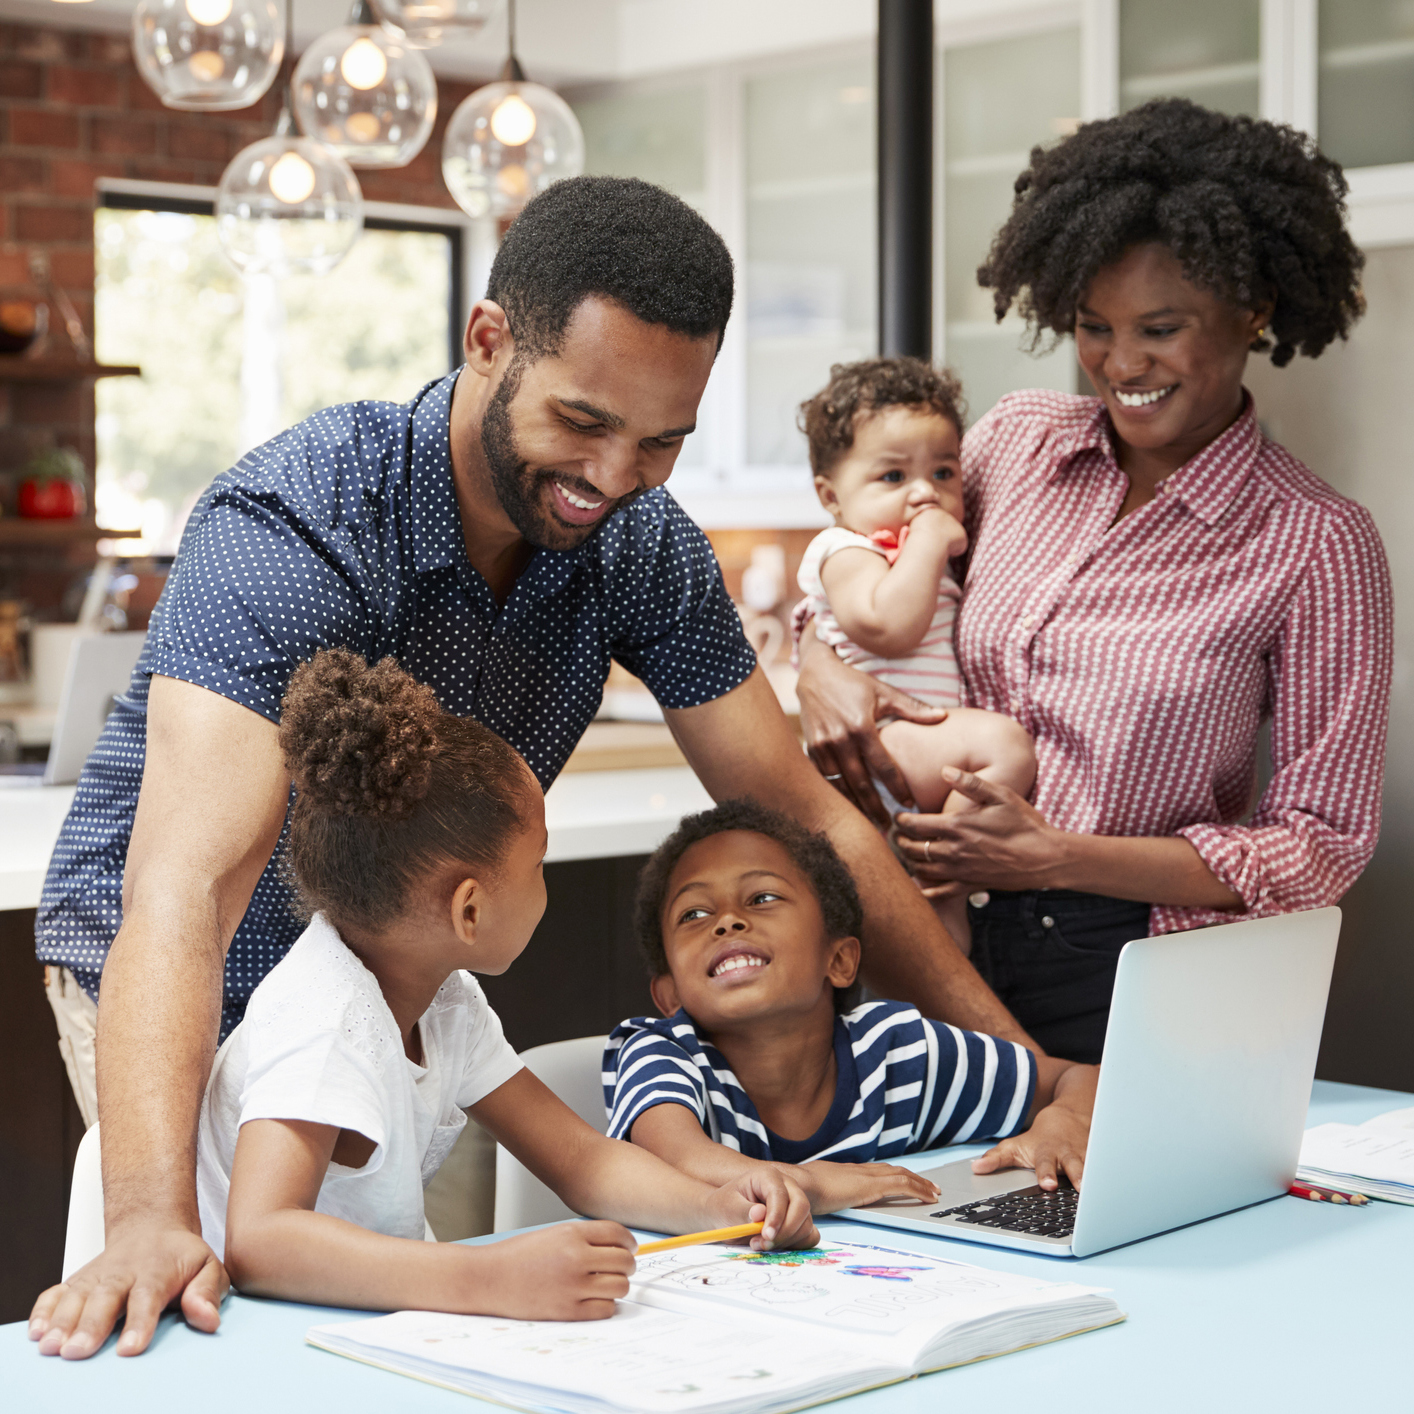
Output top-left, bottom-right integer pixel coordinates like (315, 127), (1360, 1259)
(978, 97), (1364, 367)
(634, 797), (865, 1014)
(485, 175), (735, 359)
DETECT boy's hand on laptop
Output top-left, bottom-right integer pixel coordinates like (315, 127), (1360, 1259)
(972, 1063), (1099, 1191)
(791, 1160), (941, 1213)
(714, 1169), (818, 1250)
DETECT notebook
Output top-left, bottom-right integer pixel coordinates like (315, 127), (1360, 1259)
(306, 1238), (1124, 1414)
(1297, 1108), (1414, 1205)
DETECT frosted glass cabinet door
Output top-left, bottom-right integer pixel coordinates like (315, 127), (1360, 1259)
(745, 58), (875, 467)
(1318, 1), (1414, 171)
(1119, 0), (1260, 117)
(943, 28), (1080, 420)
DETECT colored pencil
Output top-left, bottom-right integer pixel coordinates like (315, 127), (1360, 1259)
(1288, 1182), (1370, 1205)
(636, 1222), (766, 1255)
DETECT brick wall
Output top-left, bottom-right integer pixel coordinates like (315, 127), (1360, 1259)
(0, 20), (482, 607)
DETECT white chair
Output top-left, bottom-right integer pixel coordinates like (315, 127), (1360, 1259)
(492, 1035), (610, 1233)
(63, 1122), (105, 1280)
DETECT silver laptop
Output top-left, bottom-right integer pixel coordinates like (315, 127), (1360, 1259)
(841, 907), (1341, 1258)
(43, 631), (146, 786)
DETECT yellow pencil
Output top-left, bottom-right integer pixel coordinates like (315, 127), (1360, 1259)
(635, 1222), (766, 1256)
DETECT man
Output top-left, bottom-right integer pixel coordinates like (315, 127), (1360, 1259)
(29, 177), (1030, 1360)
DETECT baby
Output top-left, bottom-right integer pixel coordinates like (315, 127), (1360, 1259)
(603, 799), (1096, 1210)
(795, 357), (1036, 949)
(194, 650), (815, 1323)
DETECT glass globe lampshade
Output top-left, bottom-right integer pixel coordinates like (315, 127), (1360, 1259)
(442, 77), (584, 221)
(216, 131), (364, 277)
(132, 0), (284, 112)
(292, 0), (437, 168)
(369, 0), (497, 49)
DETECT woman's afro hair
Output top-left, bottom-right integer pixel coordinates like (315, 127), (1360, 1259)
(977, 97), (1365, 367)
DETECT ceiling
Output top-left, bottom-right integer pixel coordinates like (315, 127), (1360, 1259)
(0, 0), (1056, 85)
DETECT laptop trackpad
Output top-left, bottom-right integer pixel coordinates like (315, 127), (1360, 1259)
(857, 1158), (1039, 1209)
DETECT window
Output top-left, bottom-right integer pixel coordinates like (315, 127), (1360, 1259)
(94, 192), (461, 553)
(1119, 0), (1261, 117)
(1318, 1), (1414, 171)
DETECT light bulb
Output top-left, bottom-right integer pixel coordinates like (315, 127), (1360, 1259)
(217, 134), (363, 277)
(268, 151), (317, 204)
(186, 0), (232, 22)
(188, 51), (225, 81)
(443, 79), (585, 220)
(133, 0), (283, 112)
(292, 21), (436, 167)
(340, 37), (388, 91)
(490, 93), (537, 147)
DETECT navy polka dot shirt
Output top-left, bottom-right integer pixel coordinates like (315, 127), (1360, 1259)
(36, 371), (756, 1040)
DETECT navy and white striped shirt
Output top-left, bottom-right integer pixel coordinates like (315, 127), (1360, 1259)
(603, 1002), (1037, 1163)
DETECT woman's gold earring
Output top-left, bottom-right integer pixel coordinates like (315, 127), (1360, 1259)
(1256, 326), (1269, 340)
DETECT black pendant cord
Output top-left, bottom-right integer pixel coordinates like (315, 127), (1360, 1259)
(275, 0), (297, 134)
(502, 0), (526, 82)
(876, 0), (933, 359)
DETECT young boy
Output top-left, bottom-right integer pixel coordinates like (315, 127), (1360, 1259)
(604, 799), (1096, 1214)
(795, 357), (1035, 950)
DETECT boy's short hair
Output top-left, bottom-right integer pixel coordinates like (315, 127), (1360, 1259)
(798, 356), (966, 477)
(634, 797), (865, 1014)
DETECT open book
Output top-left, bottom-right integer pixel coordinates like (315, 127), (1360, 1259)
(1298, 1109), (1414, 1204)
(307, 1239), (1125, 1414)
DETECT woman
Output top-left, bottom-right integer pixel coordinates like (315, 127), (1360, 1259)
(797, 99), (1393, 1063)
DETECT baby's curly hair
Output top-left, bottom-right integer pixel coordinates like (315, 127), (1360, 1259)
(634, 798), (865, 1014)
(279, 648), (532, 933)
(798, 357), (966, 477)
(978, 97), (1364, 368)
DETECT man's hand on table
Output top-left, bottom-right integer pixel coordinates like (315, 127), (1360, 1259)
(29, 1218), (228, 1358)
(795, 620), (947, 829)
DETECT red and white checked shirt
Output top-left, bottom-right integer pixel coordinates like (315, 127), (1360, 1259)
(958, 389), (1393, 936)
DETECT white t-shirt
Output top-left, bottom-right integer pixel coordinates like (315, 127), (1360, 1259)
(196, 913), (523, 1258)
(797, 526), (964, 708)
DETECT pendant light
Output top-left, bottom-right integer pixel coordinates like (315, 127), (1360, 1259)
(132, 0), (284, 112)
(441, 0), (584, 221)
(293, 0), (437, 168)
(216, 5), (364, 277)
(369, 0), (497, 49)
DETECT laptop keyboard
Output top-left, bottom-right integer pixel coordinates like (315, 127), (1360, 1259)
(930, 1183), (1078, 1238)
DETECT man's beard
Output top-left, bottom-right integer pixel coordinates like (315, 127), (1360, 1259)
(480, 358), (640, 552)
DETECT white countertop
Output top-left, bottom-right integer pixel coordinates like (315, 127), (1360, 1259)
(0, 767), (712, 913)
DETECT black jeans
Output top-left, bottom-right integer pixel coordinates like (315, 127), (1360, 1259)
(967, 890), (1152, 1064)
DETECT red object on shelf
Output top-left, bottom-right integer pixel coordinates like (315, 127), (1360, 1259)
(17, 476), (86, 520)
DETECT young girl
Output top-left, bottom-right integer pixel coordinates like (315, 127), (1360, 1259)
(195, 648), (815, 1321)
(795, 358), (1036, 950)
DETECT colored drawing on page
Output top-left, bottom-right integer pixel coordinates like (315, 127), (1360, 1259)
(840, 1265), (932, 1282)
(727, 1249), (842, 1267)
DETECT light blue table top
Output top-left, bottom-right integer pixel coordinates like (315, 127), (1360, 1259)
(5, 1080), (1407, 1412)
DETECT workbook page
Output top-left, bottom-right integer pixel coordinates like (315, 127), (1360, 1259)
(308, 1301), (894, 1414)
(630, 1241), (1098, 1366)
